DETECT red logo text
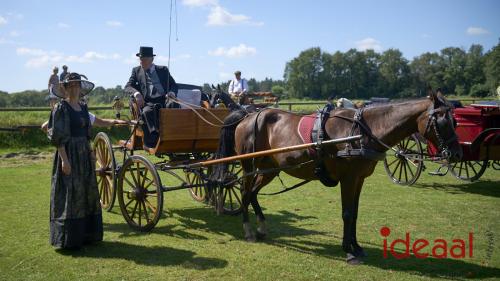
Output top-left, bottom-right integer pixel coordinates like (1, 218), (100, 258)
(381, 226), (473, 259)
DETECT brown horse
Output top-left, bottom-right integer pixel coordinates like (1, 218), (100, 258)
(211, 90), (462, 264)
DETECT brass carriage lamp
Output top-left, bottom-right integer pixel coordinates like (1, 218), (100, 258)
(112, 96), (124, 119)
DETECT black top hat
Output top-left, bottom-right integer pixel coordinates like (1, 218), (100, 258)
(136, 46), (156, 58)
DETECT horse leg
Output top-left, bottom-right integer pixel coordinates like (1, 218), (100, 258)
(350, 179), (367, 258)
(241, 172), (256, 242)
(250, 173), (277, 240)
(340, 177), (363, 265)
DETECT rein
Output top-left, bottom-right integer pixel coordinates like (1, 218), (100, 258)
(424, 107), (457, 159)
(333, 105), (454, 162)
(170, 97), (250, 128)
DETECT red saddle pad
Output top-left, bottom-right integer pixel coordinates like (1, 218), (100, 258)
(298, 114), (316, 144)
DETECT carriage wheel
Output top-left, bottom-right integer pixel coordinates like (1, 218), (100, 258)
(187, 153), (211, 203)
(187, 168), (208, 202)
(450, 160), (488, 182)
(383, 134), (424, 186)
(117, 155), (163, 232)
(94, 132), (116, 211)
(216, 162), (243, 215)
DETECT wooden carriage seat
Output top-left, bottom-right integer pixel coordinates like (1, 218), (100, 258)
(149, 108), (229, 154)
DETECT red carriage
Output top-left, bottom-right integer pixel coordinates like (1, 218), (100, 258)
(384, 101), (500, 185)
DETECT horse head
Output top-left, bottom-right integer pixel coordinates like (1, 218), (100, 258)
(212, 84), (240, 111)
(418, 88), (462, 162)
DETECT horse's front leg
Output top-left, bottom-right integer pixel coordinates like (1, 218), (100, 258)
(340, 178), (363, 265)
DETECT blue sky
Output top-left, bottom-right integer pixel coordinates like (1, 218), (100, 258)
(1, 0), (499, 93)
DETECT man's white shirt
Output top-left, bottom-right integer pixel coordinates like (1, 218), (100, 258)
(228, 78), (248, 95)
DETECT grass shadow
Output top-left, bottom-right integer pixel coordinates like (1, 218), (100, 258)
(172, 208), (326, 240)
(414, 180), (500, 198)
(101, 206), (500, 278)
(267, 237), (500, 279)
(104, 207), (325, 241)
(59, 240), (227, 270)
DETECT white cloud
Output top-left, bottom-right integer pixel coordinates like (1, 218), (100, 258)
(182, 0), (218, 7)
(219, 72), (232, 79)
(155, 55), (171, 63)
(9, 30), (19, 37)
(58, 22), (71, 29)
(106, 20), (123, 27)
(466, 27), (489, 35)
(177, 54), (192, 59)
(0, 37), (18, 45)
(17, 47), (121, 68)
(0, 16), (7, 26)
(123, 54), (137, 65)
(7, 12), (23, 20)
(207, 6), (263, 26)
(17, 47), (48, 56)
(421, 33), (430, 39)
(208, 43), (257, 58)
(354, 37), (382, 52)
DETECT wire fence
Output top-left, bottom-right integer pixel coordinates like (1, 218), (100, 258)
(0, 98), (496, 112)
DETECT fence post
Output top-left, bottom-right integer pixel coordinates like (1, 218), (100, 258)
(288, 104), (292, 111)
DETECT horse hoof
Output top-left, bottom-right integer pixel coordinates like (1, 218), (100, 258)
(346, 253), (363, 265)
(354, 248), (367, 258)
(245, 235), (256, 242)
(256, 231), (266, 241)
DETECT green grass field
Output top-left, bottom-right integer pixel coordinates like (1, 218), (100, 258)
(0, 148), (499, 281)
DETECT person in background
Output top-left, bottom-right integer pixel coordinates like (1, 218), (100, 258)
(47, 72), (128, 250)
(42, 67), (62, 132)
(228, 70), (248, 104)
(125, 46), (178, 149)
(60, 65), (69, 81)
(48, 66), (60, 108)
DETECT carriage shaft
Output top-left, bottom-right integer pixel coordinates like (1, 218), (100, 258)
(189, 135), (362, 168)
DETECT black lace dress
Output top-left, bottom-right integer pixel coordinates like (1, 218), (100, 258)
(48, 101), (102, 248)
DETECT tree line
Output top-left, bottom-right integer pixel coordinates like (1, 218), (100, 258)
(1, 41), (498, 107)
(284, 41), (500, 99)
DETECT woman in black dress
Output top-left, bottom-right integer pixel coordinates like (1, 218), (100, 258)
(48, 72), (128, 249)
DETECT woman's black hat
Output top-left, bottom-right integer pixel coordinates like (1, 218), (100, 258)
(59, 72), (95, 98)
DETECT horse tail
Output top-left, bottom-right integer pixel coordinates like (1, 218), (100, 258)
(210, 109), (248, 182)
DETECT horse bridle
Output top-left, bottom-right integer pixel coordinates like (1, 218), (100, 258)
(424, 104), (457, 159)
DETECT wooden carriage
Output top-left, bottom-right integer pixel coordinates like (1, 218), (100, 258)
(93, 85), (242, 232)
(120, 108), (230, 154)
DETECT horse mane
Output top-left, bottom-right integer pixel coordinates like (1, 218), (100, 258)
(365, 97), (428, 108)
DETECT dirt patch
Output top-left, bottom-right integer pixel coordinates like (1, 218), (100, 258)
(0, 150), (53, 167)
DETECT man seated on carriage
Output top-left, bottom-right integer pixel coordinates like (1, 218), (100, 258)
(125, 46), (178, 149)
(228, 70), (248, 105)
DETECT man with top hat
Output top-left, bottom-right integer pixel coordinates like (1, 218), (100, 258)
(125, 46), (178, 149)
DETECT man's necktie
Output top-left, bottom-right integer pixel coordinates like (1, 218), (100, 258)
(146, 69), (154, 97)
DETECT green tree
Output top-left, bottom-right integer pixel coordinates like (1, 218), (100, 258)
(484, 40), (500, 96)
(378, 49), (410, 97)
(440, 47), (467, 94)
(464, 44), (486, 95)
(284, 47), (324, 99)
(410, 52), (444, 96)
(247, 78), (259, 93)
(271, 85), (285, 96)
